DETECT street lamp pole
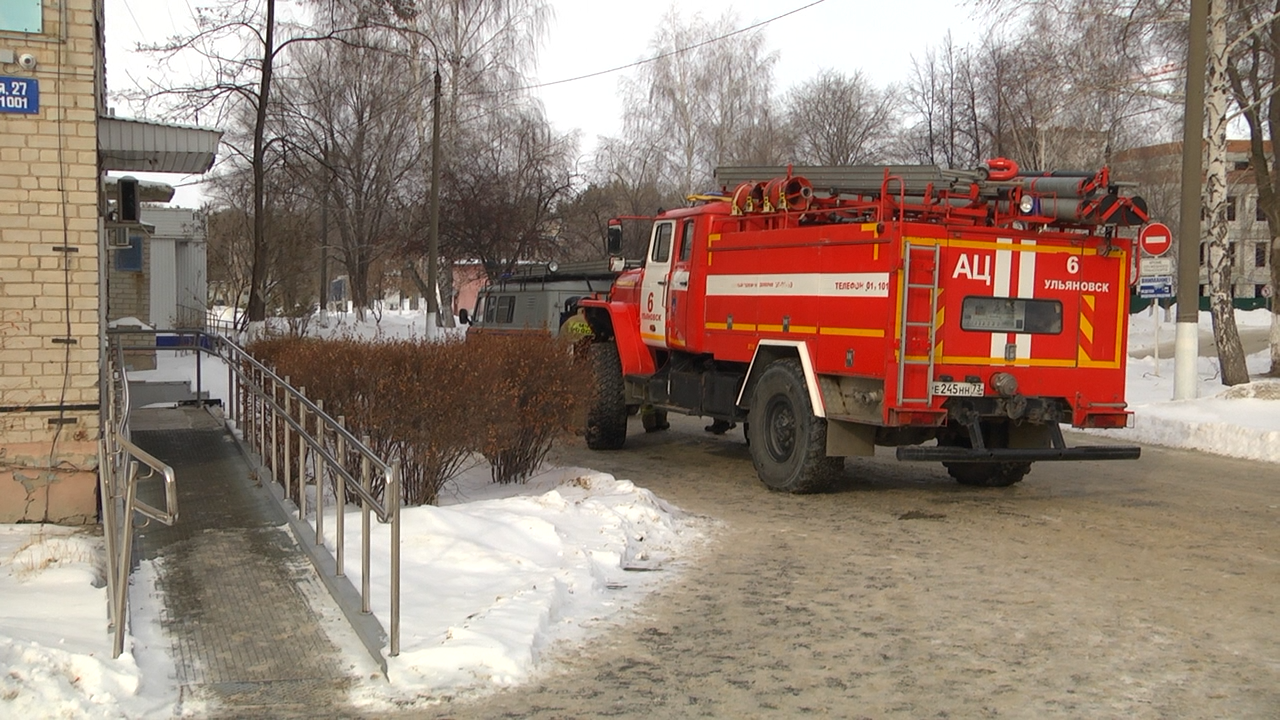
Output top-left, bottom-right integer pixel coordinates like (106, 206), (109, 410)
(427, 69), (442, 338)
(1175, 0), (1207, 400)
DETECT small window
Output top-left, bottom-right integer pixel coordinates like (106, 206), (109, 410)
(1235, 160), (1251, 171)
(483, 296), (496, 323)
(115, 232), (144, 272)
(1258, 243), (1269, 268)
(650, 222), (673, 263)
(1199, 242), (1206, 265)
(1229, 242), (1237, 265)
(1257, 202), (1268, 222)
(1228, 196), (1237, 222)
(495, 295), (515, 323)
(678, 220), (695, 262)
(960, 297), (1063, 335)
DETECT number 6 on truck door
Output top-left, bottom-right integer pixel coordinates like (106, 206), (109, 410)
(640, 220), (674, 348)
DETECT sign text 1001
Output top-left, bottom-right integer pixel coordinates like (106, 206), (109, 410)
(0, 77), (39, 114)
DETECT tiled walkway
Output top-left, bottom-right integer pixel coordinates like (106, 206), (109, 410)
(131, 407), (367, 718)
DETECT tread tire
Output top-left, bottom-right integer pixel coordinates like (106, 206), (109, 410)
(941, 420), (1031, 487)
(585, 342), (628, 450)
(747, 359), (840, 493)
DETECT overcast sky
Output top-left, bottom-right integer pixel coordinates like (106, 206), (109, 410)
(102, 0), (983, 206)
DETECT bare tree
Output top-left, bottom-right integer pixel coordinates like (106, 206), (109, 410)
(615, 9), (781, 196)
(382, 0), (553, 323)
(435, 108), (577, 281)
(275, 35), (424, 317)
(1226, 0), (1280, 375)
(135, 1), (390, 325)
(204, 161), (319, 326)
(899, 34), (989, 167)
(786, 70), (896, 165)
(901, 4), (1174, 171)
(1205, 0), (1251, 384)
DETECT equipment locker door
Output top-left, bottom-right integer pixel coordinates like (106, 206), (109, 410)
(665, 219), (695, 348)
(640, 220), (675, 348)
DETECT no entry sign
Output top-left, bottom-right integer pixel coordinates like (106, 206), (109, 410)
(1139, 222), (1173, 257)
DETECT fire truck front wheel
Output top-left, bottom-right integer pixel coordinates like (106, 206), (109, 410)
(585, 342), (628, 450)
(747, 359), (841, 493)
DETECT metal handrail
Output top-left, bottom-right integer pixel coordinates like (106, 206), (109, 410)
(106, 327), (402, 657)
(100, 341), (179, 659)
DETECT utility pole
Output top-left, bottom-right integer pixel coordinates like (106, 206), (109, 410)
(319, 187), (328, 321)
(426, 69), (442, 339)
(1175, 0), (1208, 400)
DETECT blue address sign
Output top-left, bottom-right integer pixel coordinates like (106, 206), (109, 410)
(0, 77), (39, 114)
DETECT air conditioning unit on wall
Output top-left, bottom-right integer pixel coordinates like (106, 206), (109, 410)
(106, 223), (154, 249)
(107, 227), (132, 248)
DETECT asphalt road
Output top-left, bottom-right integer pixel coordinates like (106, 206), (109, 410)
(413, 414), (1279, 719)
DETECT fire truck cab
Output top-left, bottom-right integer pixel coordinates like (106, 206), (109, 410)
(580, 159), (1145, 493)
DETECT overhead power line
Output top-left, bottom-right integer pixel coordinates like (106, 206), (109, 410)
(460, 0), (828, 97)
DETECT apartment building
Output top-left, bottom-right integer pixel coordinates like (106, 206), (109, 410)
(1113, 141), (1273, 306)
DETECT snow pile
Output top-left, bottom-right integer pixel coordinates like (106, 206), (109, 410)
(1103, 308), (1280, 464)
(333, 466), (703, 702)
(0, 526), (168, 718)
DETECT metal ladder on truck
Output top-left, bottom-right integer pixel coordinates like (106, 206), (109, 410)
(895, 241), (941, 409)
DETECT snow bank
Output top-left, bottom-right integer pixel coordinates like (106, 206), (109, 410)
(329, 467), (704, 703)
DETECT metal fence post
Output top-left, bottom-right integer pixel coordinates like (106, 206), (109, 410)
(271, 372), (280, 486)
(283, 376), (292, 501)
(390, 461), (401, 657)
(113, 460), (139, 658)
(297, 386), (307, 519)
(257, 365), (266, 462)
(360, 436), (372, 615)
(227, 345), (235, 425)
(335, 416), (346, 577)
(194, 334), (203, 405)
(314, 398), (324, 544)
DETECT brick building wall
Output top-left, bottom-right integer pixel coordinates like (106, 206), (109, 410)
(0, 0), (103, 523)
(106, 231), (149, 322)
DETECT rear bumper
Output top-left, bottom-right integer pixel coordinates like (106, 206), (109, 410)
(896, 445), (1141, 463)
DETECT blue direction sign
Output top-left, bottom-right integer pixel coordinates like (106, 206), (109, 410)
(1138, 274), (1174, 298)
(0, 76), (38, 114)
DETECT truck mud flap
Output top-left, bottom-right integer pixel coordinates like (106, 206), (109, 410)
(896, 445), (1141, 463)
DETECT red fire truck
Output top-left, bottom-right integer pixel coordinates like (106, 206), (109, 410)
(578, 158), (1145, 492)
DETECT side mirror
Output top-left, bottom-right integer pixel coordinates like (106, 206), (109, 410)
(605, 223), (623, 255)
(458, 308), (470, 325)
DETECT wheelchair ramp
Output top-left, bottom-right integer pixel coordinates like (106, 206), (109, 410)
(130, 407), (371, 718)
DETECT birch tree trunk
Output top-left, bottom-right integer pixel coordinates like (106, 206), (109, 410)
(1205, 0), (1250, 385)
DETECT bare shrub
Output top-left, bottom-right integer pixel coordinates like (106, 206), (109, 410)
(247, 333), (585, 504)
(468, 334), (589, 484)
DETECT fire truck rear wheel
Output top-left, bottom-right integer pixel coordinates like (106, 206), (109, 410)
(585, 342), (628, 450)
(747, 359), (841, 493)
(946, 462), (1029, 487)
(941, 421), (1030, 487)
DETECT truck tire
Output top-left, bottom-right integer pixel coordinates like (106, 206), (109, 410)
(941, 420), (1031, 487)
(747, 359), (840, 493)
(585, 342), (628, 450)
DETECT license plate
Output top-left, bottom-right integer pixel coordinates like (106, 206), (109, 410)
(931, 381), (984, 397)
